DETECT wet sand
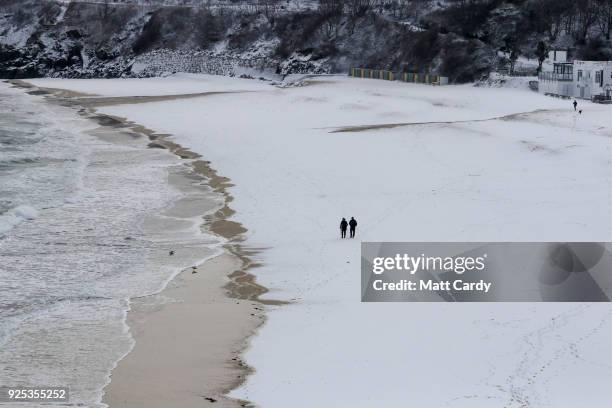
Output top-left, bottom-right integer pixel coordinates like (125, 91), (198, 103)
(106, 252), (262, 408)
(10, 80), (278, 408)
(327, 108), (564, 133)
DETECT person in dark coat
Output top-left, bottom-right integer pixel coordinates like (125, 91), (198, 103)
(340, 218), (348, 238)
(349, 217), (357, 238)
(573, 99), (578, 111)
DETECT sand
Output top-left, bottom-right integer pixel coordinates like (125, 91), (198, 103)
(104, 252), (262, 408)
(10, 79), (273, 408)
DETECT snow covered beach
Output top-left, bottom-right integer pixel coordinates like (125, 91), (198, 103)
(25, 74), (612, 407)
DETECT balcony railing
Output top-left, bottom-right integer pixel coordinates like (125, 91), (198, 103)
(538, 72), (573, 82)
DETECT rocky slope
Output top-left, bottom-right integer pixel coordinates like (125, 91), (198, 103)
(1, 0), (610, 82)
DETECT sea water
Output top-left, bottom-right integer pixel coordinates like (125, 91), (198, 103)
(0, 83), (223, 407)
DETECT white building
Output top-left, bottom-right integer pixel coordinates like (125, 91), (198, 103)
(538, 60), (612, 101)
(546, 49), (568, 63)
(574, 60), (612, 100)
(538, 62), (574, 97)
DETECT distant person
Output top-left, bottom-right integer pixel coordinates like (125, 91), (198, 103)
(579, 109), (583, 115)
(349, 217), (358, 238)
(573, 99), (577, 111)
(340, 218), (348, 239)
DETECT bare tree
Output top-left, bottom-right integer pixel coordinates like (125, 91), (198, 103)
(100, 0), (111, 20)
(575, 0), (597, 41)
(257, 0), (279, 19)
(596, 0), (612, 39)
(535, 0), (572, 41)
(347, 0), (372, 17)
(319, 0), (344, 16)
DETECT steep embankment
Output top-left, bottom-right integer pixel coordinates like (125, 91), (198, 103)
(1, 0), (610, 81)
(0, 0), (484, 80)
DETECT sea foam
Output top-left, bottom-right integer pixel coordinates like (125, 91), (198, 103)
(0, 205), (39, 236)
(0, 82), (223, 408)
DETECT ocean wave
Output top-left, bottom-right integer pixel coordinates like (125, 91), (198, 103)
(0, 205), (39, 236)
(0, 157), (38, 169)
(0, 156), (75, 170)
(0, 131), (41, 145)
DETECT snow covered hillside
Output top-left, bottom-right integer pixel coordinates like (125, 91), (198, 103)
(29, 74), (612, 407)
(3, 0), (611, 81)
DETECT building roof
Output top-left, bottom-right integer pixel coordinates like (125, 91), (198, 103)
(574, 60), (612, 66)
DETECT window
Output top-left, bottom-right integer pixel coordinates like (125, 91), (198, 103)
(578, 70), (583, 80)
(596, 71), (602, 84)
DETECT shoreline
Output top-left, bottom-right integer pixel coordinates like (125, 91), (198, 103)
(10, 74), (612, 407)
(9, 80), (277, 407)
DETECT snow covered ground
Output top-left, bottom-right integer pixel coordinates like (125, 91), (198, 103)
(30, 74), (268, 97)
(29, 75), (612, 407)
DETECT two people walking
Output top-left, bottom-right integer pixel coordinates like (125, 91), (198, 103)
(340, 217), (357, 239)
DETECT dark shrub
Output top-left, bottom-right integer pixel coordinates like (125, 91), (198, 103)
(580, 38), (612, 61)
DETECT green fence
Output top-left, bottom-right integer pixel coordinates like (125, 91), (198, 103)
(349, 68), (396, 81)
(349, 67), (447, 85)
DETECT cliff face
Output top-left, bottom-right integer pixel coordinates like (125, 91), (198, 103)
(1, 0), (610, 82)
(1, 1), (146, 78)
(0, 0), (412, 79)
